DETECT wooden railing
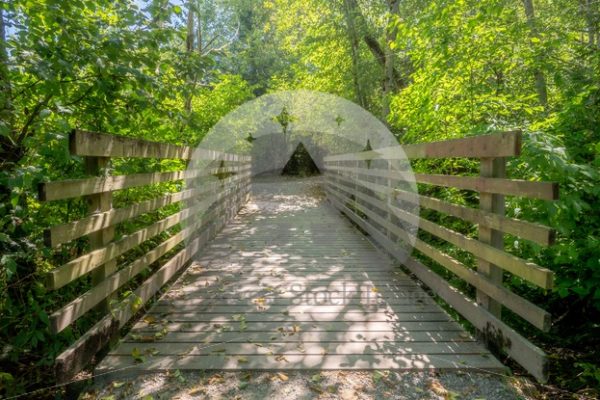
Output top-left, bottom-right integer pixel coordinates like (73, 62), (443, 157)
(39, 130), (251, 382)
(323, 131), (557, 382)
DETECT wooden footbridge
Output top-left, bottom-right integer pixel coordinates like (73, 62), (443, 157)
(40, 130), (558, 384)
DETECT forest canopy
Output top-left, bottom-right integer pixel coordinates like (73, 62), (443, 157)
(0, 0), (599, 397)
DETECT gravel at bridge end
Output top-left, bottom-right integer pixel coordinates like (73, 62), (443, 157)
(81, 370), (538, 399)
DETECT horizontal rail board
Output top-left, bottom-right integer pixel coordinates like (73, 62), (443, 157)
(47, 178), (249, 290)
(396, 189), (554, 246)
(388, 203), (554, 289)
(326, 166), (558, 200)
(403, 131), (522, 159)
(46, 172), (251, 247)
(39, 166), (251, 202)
(410, 236), (551, 331)
(325, 165), (412, 181)
(47, 188), (200, 247)
(327, 172), (554, 246)
(324, 131), (521, 161)
(414, 173), (558, 201)
(47, 201), (211, 290)
(70, 130), (251, 162)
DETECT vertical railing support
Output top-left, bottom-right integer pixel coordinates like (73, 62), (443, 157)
(477, 157), (506, 317)
(84, 156), (117, 314)
(386, 159), (393, 240)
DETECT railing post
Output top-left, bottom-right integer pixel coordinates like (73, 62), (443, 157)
(353, 160), (358, 207)
(477, 157), (506, 317)
(387, 159), (393, 240)
(85, 156), (116, 314)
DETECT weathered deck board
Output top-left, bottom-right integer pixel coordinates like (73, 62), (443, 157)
(96, 177), (505, 375)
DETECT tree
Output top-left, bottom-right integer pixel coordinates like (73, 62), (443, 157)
(383, 0), (399, 122)
(341, 0), (368, 107)
(522, 0), (549, 109)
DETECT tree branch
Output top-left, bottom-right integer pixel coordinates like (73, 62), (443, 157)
(363, 35), (407, 88)
(16, 94), (52, 145)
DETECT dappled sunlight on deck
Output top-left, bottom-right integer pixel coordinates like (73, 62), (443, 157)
(96, 176), (504, 376)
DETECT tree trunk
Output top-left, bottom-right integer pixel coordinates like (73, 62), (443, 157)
(580, 0), (599, 47)
(342, 0), (406, 105)
(0, 7), (16, 172)
(382, 0), (399, 123)
(0, 7), (12, 122)
(342, 0), (368, 108)
(184, 2), (195, 113)
(522, 0), (549, 109)
(186, 2), (195, 53)
(197, 11), (203, 54)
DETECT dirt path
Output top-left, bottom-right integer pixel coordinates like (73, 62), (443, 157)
(81, 370), (535, 399)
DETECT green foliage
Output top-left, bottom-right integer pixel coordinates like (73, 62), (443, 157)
(0, 0), (256, 395)
(0, 0), (599, 396)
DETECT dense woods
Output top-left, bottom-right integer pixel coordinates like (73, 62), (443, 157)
(0, 0), (599, 398)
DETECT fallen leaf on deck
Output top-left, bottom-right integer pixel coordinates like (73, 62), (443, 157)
(241, 372), (252, 381)
(131, 347), (145, 363)
(188, 387), (204, 395)
(428, 378), (448, 397)
(208, 374), (224, 384)
(277, 372), (289, 381)
(309, 384), (324, 394)
(144, 348), (159, 356)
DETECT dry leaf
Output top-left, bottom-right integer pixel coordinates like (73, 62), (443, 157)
(275, 354), (288, 363)
(188, 387), (204, 395)
(309, 384), (324, 394)
(277, 372), (288, 381)
(208, 374), (224, 384)
(428, 379), (448, 397)
(253, 297), (267, 306)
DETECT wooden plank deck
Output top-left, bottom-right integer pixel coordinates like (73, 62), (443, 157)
(96, 176), (505, 376)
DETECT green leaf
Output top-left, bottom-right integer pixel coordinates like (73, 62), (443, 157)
(131, 347), (145, 363)
(1, 255), (17, 279)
